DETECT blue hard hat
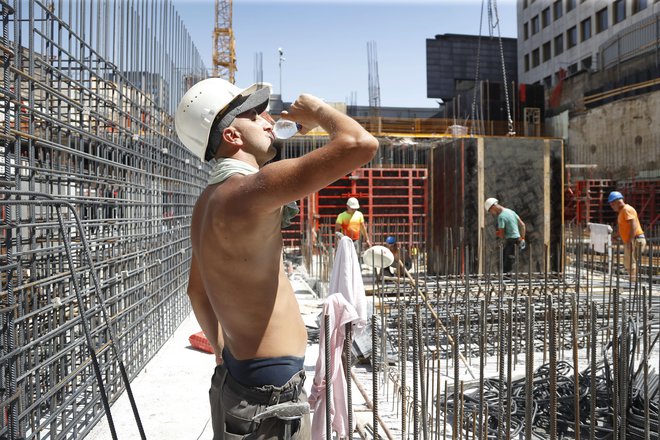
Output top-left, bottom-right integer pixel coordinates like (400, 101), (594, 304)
(607, 191), (624, 203)
(385, 236), (396, 245)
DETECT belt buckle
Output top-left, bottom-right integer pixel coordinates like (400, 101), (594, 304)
(291, 383), (300, 402)
(268, 388), (281, 406)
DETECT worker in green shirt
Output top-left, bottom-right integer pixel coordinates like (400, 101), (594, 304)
(485, 197), (526, 273)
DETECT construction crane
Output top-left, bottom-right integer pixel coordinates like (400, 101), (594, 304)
(212, 0), (237, 82)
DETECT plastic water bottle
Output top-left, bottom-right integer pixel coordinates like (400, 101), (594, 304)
(272, 120), (302, 139)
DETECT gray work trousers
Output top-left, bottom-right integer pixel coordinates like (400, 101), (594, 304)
(209, 364), (311, 439)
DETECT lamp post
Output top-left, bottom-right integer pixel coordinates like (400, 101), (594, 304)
(278, 47), (285, 97)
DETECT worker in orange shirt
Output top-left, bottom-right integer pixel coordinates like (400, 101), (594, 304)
(335, 197), (372, 253)
(608, 191), (646, 279)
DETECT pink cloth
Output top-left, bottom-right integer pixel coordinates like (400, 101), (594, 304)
(329, 236), (367, 331)
(308, 293), (358, 439)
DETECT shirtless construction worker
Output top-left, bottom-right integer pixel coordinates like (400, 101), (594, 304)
(175, 78), (378, 439)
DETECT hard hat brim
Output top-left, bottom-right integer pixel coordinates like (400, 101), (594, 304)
(206, 86), (271, 161)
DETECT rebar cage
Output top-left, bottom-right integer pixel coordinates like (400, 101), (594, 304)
(0, 1), (208, 438)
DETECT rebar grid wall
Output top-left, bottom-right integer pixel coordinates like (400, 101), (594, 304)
(0, 1), (208, 438)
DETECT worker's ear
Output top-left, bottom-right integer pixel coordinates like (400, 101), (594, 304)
(220, 127), (242, 153)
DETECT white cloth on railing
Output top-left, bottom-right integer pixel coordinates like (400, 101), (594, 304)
(588, 222), (613, 253)
(328, 236), (367, 331)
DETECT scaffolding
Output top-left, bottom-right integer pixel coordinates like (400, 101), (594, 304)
(0, 1), (207, 438)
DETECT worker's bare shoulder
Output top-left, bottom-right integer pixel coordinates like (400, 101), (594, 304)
(195, 175), (281, 233)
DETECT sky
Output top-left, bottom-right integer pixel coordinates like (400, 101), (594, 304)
(172, 0), (518, 108)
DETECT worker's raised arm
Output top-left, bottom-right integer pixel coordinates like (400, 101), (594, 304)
(240, 95), (378, 212)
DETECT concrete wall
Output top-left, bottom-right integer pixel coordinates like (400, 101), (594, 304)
(568, 90), (660, 179)
(545, 110), (569, 140)
(430, 136), (563, 274)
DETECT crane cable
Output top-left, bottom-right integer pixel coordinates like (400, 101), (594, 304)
(469, 0), (486, 135)
(490, 0), (516, 135)
(472, 0), (516, 136)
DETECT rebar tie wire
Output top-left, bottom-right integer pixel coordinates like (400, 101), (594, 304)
(0, 190), (147, 440)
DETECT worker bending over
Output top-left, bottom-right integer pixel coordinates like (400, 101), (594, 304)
(485, 197), (526, 273)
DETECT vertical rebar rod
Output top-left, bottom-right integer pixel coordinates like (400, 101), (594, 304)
(590, 301), (597, 440)
(436, 329), (442, 440)
(524, 297), (534, 440)
(642, 287), (649, 440)
(443, 381), (448, 440)
(413, 310), (420, 440)
(496, 306), (505, 440)
(620, 298), (628, 440)
(459, 381), (465, 440)
(505, 300), (513, 440)
(453, 315), (459, 440)
(323, 312), (332, 440)
(549, 300), (557, 440)
(418, 306), (429, 440)
(572, 296), (581, 440)
(2, 2), (18, 437)
(372, 314), (379, 440)
(465, 245), (471, 366)
(613, 286), (619, 440)
(402, 302), (408, 439)
(345, 322), (353, 438)
(479, 300), (486, 440)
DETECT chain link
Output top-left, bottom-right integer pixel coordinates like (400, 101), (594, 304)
(470, 0), (487, 136)
(490, 0), (515, 136)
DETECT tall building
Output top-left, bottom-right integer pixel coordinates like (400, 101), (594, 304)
(427, 34), (517, 102)
(426, 34), (518, 123)
(518, 0), (660, 88)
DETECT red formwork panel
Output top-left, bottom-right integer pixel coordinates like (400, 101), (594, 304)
(281, 167), (428, 250)
(564, 179), (616, 225)
(618, 179), (659, 229)
(564, 178), (659, 229)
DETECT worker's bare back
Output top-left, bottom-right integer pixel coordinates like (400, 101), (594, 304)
(191, 174), (307, 361)
(187, 94), (378, 363)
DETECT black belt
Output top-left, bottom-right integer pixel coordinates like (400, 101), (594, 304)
(224, 370), (303, 405)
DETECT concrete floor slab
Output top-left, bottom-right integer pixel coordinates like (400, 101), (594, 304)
(86, 313), (217, 440)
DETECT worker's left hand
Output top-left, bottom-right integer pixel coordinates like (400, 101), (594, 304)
(519, 239), (526, 251)
(281, 94), (325, 134)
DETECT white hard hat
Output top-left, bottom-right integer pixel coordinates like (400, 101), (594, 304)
(484, 197), (498, 211)
(346, 197), (360, 209)
(175, 78), (272, 161)
(362, 245), (395, 268)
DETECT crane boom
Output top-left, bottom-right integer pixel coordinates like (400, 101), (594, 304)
(213, 0), (236, 82)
